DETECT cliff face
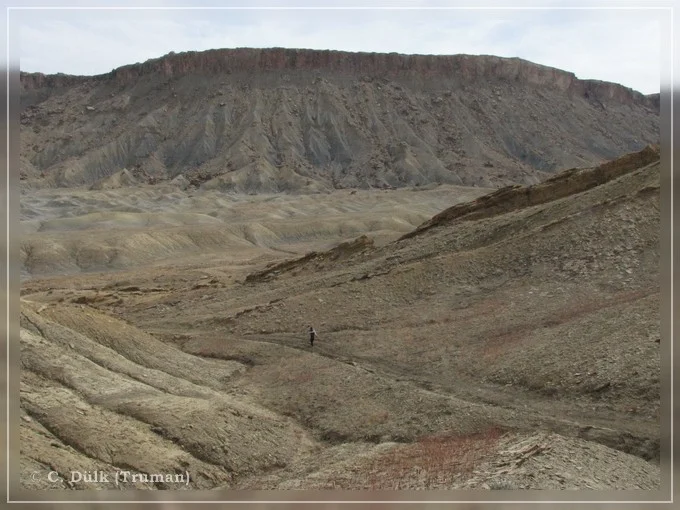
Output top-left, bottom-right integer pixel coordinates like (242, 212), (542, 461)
(20, 72), (88, 90)
(19, 48), (660, 192)
(22, 48), (656, 108)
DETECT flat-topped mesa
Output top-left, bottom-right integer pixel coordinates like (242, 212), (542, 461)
(19, 47), (655, 108)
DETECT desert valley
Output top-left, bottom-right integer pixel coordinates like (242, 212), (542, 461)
(18, 48), (662, 492)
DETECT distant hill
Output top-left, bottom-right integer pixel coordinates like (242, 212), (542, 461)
(20, 48), (659, 193)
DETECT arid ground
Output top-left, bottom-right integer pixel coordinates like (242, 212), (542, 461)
(17, 49), (662, 493)
(19, 144), (661, 491)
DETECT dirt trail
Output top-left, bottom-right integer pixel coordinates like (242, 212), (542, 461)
(182, 327), (658, 463)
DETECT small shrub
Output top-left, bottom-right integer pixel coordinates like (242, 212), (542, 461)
(367, 410), (390, 425)
(487, 477), (519, 490)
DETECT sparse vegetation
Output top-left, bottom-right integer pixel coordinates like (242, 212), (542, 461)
(486, 478), (519, 490)
(18, 94), (660, 493)
(363, 427), (504, 490)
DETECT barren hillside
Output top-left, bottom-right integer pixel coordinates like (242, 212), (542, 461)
(20, 48), (659, 193)
(19, 182), (491, 278)
(19, 146), (661, 491)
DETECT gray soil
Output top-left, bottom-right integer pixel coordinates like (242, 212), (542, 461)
(20, 49), (658, 194)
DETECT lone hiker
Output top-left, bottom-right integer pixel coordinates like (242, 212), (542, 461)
(308, 326), (317, 347)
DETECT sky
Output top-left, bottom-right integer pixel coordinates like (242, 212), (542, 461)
(10, 1), (667, 95)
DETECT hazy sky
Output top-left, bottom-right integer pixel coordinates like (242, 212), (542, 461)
(11, 0), (665, 95)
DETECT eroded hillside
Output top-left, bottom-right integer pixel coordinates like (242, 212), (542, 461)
(20, 48), (659, 193)
(19, 147), (661, 491)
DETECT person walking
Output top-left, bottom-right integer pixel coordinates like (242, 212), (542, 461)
(308, 326), (317, 347)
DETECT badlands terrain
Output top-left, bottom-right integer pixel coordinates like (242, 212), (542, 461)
(19, 145), (662, 491)
(18, 49), (662, 492)
(20, 48), (658, 193)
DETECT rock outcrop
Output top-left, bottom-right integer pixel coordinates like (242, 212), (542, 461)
(399, 144), (661, 241)
(21, 49), (659, 110)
